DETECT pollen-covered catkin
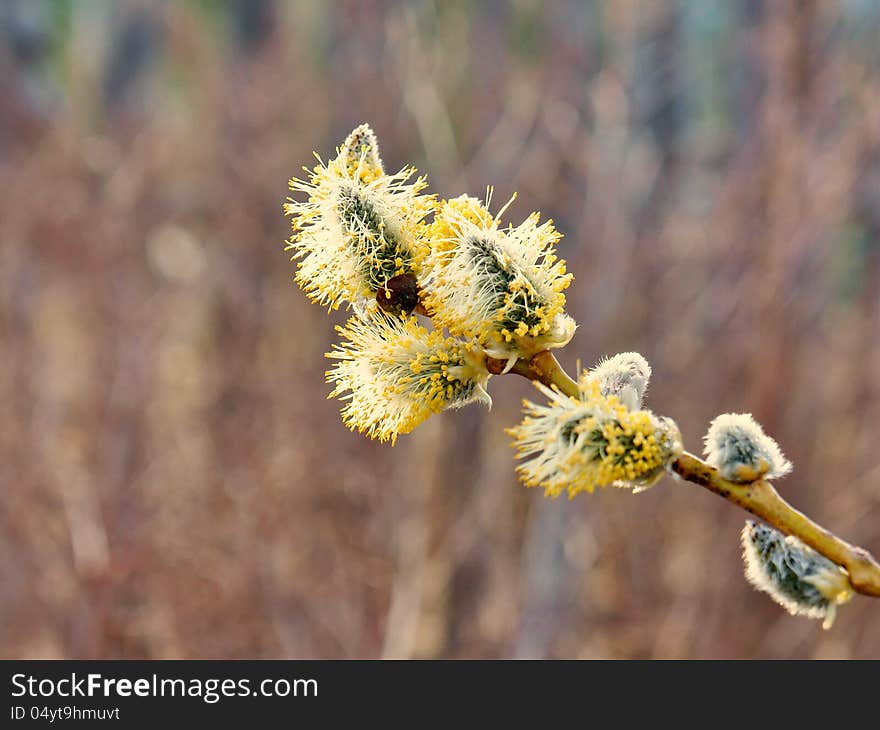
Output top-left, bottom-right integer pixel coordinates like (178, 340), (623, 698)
(741, 521), (853, 629)
(703, 413), (792, 483)
(419, 194), (575, 365)
(508, 378), (682, 498)
(284, 123), (434, 310)
(326, 312), (491, 444)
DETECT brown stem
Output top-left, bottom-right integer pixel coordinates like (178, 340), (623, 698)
(502, 350), (880, 598)
(670, 453), (880, 597)
(486, 351), (579, 394)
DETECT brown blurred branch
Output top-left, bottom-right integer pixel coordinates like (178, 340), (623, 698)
(488, 351), (880, 599)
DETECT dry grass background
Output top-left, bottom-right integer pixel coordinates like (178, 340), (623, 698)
(1, 0), (879, 658)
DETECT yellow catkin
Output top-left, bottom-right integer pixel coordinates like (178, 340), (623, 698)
(419, 194), (575, 361)
(326, 313), (490, 444)
(508, 379), (681, 498)
(284, 124), (435, 310)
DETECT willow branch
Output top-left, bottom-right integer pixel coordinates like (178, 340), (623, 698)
(485, 350), (578, 393)
(488, 350), (880, 599)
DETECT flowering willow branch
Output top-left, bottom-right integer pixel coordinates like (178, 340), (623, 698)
(490, 350), (880, 599)
(284, 123), (880, 629)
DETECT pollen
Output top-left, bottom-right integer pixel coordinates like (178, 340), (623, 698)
(508, 378), (682, 498)
(418, 194), (575, 361)
(284, 123), (435, 311)
(326, 312), (491, 444)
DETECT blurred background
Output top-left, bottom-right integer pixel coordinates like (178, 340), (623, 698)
(1, 0), (879, 659)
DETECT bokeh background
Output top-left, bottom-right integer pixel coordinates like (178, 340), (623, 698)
(2, 0), (879, 659)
